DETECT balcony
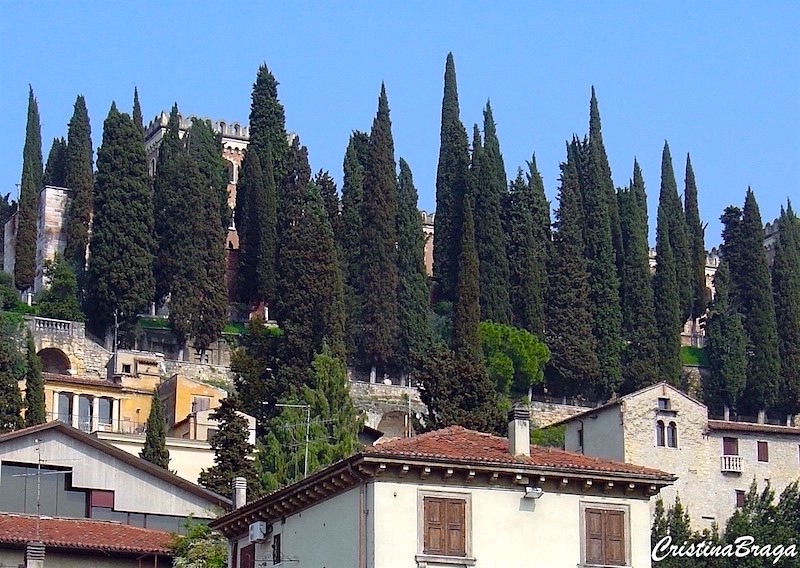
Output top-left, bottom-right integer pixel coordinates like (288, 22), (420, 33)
(720, 455), (743, 473)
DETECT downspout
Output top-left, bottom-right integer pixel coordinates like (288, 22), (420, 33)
(348, 463), (367, 568)
(577, 418), (585, 454)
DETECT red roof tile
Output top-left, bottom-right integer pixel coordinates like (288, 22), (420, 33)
(364, 426), (674, 481)
(0, 513), (174, 556)
(707, 420), (800, 436)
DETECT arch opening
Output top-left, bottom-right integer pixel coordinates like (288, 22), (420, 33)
(38, 348), (71, 375)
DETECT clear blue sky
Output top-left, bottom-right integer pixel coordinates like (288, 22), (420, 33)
(1, 2), (798, 247)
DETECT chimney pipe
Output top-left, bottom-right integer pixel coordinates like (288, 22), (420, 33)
(232, 476), (247, 509)
(25, 541), (44, 568)
(508, 405), (531, 457)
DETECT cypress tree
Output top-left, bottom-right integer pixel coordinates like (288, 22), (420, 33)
(248, 64), (288, 181)
(580, 125), (623, 398)
(660, 142), (693, 323)
(63, 95), (94, 276)
(276, 184), (346, 390)
(704, 261), (747, 415)
(152, 105), (183, 307)
(653, 199), (683, 385)
(433, 53), (471, 303)
(43, 138), (67, 187)
(132, 87), (144, 138)
(0, 316), (24, 432)
(315, 170), (343, 243)
(187, 117), (230, 229)
(723, 189), (781, 414)
(396, 158), (433, 374)
(356, 84), (400, 376)
(140, 390), (170, 469)
(473, 103), (511, 323)
(618, 161), (660, 392)
(684, 154), (708, 320)
(452, 196), (481, 364)
(199, 395), (260, 497)
(772, 203), (800, 414)
(85, 103), (155, 342)
(277, 136), (311, 241)
(24, 331), (45, 426)
(544, 144), (599, 397)
(15, 86), (42, 292)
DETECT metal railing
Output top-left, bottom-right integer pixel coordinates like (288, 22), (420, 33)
(720, 455), (743, 473)
(47, 412), (147, 435)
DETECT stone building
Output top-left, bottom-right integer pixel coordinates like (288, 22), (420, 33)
(553, 382), (800, 531)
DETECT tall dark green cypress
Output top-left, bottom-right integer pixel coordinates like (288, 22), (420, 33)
(723, 189), (781, 414)
(315, 170), (343, 243)
(772, 203), (800, 414)
(0, 317), (24, 433)
(473, 103), (511, 323)
(249, 64), (288, 182)
(660, 142), (692, 323)
(85, 104), (155, 341)
(277, 136), (311, 241)
(544, 144), (599, 397)
(63, 95), (94, 276)
(396, 158), (433, 374)
(43, 138), (67, 187)
(618, 161), (660, 392)
(433, 53), (471, 303)
(653, 198), (683, 385)
(187, 118), (230, 229)
(140, 390), (169, 469)
(684, 154), (708, 320)
(452, 196), (481, 365)
(357, 84), (399, 376)
(132, 87), (144, 138)
(24, 331), (45, 426)
(704, 261), (747, 415)
(15, 86), (42, 292)
(580, 114), (623, 398)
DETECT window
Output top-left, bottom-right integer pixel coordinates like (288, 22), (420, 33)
(78, 395), (93, 431)
(423, 497), (466, 557)
(239, 543), (255, 568)
(98, 398), (113, 425)
(57, 392), (73, 423)
(656, 420), (665, 447)
(583, 506), (627, 566)
(192, 396), (211, 412)
(272, 533), (281, 564)
(757, 441), (769, 462)
(122, 363), (132, 374)
(667, 422), (678, 448)
(658, 397), (671, 411)
(578, 428), (584, 449)
(736, 490), (746, 508)
(723, 437), (738, 456)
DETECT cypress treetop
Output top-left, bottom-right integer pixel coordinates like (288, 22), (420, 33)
(660, 142), (692, 323)
(653, 199), (683, 386)
(132, 87), (144, 137)
(0, 317), (25, 433)
(43, 138), (67, 187)
(684, 154), (708, 320)
(15, 86), (43, 292)
(249, 64), (288, 181)
(140, 390), (170, 469)
(63, 94), (94, 275)
(187, 117), (230, 228)
(24, 331), (45, 427)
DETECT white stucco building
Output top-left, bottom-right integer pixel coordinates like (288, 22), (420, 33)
(554, 382), (800, 531)
(211, 408), (674, 568)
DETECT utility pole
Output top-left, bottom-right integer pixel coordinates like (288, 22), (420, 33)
(275, 403), (311, 478)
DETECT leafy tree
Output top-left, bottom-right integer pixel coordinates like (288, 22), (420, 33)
(187, 117), (230, 229)
(618, 161), (660, 392)
(36, 255), (84, 322)
(415, 342), (503, 435)
(433, 53), (471, 303)
(63, 95), (94, 277)
(723, 480), (778, 568)
(704, 261), (747, 415)
(0, 272), (20, 311)
(722, 190), (781, 414)
(171, 520), (227, 568)
(473, 103), (511, 323)
(140, 390), (169, 469)
(0, 314), (25, 432)
(248, 64), (288, 182)
(199, 396), (260, 497)
(23, 331), (45, 426)
(544, 143), (599, 397)
(258, 347), (362, 491)
(478, 321), (550, 399)
(579, 118), (623, 398)
(396, 158), (433, 373)
(275, 184), (346, 391)
(452, 196), (481, 364)
(653, 198), (683, 385)
(85, 103), (155, 343)
(504, 158), (549, 338)
(43, 137), (67, 187)
(772, 203), (800, 415)
(684, 154), (708, 320)
(356, 85), (400, 376)
(231, 318), (283, 430)
(15, 86), (43, 292)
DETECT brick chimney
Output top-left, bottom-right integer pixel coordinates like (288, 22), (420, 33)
(508, 405), (531, 457)
(232, 477), (247, 509)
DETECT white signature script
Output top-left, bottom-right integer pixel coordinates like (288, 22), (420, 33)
(652, 535), (798, 565)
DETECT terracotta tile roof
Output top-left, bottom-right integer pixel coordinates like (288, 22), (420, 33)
(707, 420), (800, 436)
(42, 372), (122, 389)
(363, 426), (674, 481)
(0, 513), (173, 556)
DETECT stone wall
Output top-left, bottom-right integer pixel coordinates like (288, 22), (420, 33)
(349, 381), (426, 437)
(162, 360), (234, 386)
(529, 400), (594, 429)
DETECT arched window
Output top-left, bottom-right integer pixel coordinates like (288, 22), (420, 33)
(667, 422), (678, 448)
(656, 420), (665, 447)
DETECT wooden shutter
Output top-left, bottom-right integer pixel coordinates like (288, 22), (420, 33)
(424, 497), (445, 555)
(757, 441), (769, 462)
(604, 510), (626, 565)
(723, 437), (738, 456)
(585, 509), (605, 564)
(445, 499), (466, 556)
(424, 497), (466, 557)
(240, 543), (255, 568)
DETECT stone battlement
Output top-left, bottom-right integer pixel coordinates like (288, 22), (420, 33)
(144, 112), (249, 141)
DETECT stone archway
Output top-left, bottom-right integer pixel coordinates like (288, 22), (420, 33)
(38, 348), (71, 375)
